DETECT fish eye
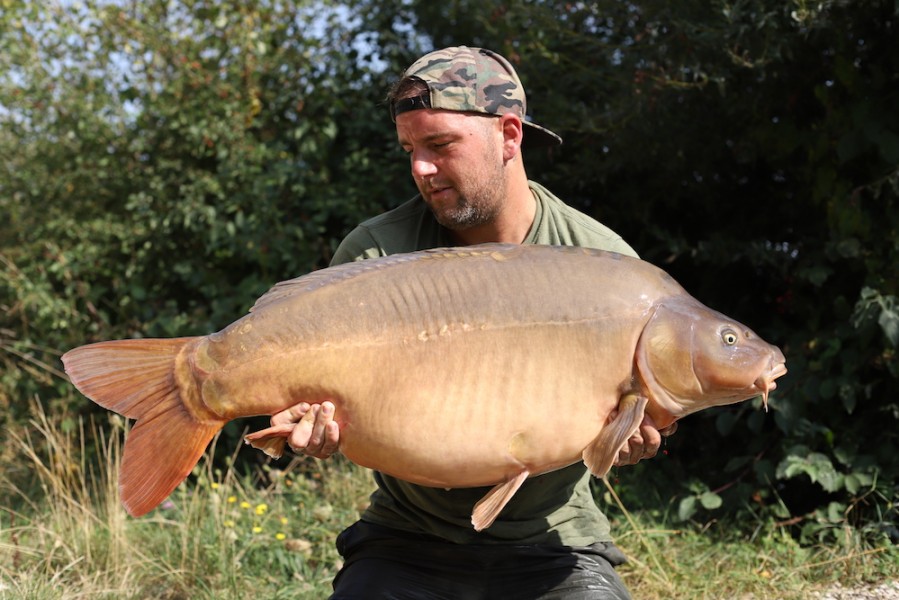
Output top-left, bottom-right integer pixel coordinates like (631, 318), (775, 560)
(722, 329), (738, 345)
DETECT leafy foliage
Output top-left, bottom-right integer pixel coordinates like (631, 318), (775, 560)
(2, 0), (897, 545)
(0, 0), (411, 425)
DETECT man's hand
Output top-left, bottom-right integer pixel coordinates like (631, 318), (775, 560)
(613, 414), (677, 467)
(266, 400), (673, 465)
(270, 401), (340, 459)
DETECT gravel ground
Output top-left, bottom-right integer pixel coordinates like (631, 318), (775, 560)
(811, 581), (899, 599)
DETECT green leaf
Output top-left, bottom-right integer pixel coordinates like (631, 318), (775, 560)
(776, 452), (843, 493)
(797, 265), (832, 286)
(677, 496), (697, 522)
(747, 410), (766, 434)
(699, 491), (723, 510)
(724, 455), (752, 473)
(826, 501), (846, 524)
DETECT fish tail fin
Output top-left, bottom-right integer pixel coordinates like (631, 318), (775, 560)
(62, 338), (224, 516)
(582, 393), (648, 479)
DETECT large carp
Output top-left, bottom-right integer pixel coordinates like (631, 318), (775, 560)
(63, 244), (786, 530)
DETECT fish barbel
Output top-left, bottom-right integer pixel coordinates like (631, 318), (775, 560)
(62, 244), (787, 530)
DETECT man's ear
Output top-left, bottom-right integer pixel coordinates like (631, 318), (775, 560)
(498, 113), (524, 161)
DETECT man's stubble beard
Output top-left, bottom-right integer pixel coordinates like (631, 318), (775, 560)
(428, 143), (506, 232)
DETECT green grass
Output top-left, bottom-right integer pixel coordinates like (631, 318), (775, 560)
(2, 404), (896, 599)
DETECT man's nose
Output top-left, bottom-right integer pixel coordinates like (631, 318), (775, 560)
(411, 153), (438, 180)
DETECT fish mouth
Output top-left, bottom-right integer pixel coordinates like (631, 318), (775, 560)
(755, 361), (788, 411)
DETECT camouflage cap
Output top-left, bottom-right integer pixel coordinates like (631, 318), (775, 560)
(390, 46), (562, 147)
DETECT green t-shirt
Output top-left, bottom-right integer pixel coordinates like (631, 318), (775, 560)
(330, 181), (638, 546)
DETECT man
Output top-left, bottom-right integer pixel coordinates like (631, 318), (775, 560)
(272, 46), (672, 599)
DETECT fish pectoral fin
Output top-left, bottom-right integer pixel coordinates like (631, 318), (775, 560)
(244, 424), (294, 459)
(471, 469), (530, 532)
(582, 393), (649, 479)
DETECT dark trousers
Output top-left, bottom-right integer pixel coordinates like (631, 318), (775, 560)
(329, 522), (632, 600)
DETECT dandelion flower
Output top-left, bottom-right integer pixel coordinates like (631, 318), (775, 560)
(252, 526), (263, 534)
(255, 503), (268, 515)
(227, 496), (237, 504)
(276, 533), (286, 541)
(240, 501), (251, 509)
(211, 482), (220, 490)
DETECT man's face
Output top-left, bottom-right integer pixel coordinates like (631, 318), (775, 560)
(395, 109), (506, 231)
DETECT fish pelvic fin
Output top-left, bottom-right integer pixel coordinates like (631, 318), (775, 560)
(244, 423), (293, 459)
(62, 338), (224, 517)
(471, 469), (530, 531)
(582, 393), (648, 479)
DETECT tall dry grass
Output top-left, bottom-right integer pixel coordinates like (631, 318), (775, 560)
(0, 401), (372, 599)
(1, 402), (896, 599)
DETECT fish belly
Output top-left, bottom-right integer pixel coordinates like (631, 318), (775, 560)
(204, 320), (634, 489)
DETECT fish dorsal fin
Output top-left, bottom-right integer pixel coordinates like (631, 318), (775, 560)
(250, 252), (426, 313)
(582, 393), (648, 479)
(250, 245), (520, 313)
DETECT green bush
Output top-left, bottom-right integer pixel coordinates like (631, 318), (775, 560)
(2, 0), (896, 545)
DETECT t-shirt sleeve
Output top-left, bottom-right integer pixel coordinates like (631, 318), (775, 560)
(330, 226), (386, 266)
(593, 235), (638, 258)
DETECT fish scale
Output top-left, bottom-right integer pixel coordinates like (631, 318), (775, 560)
(62, 243), (786, 529)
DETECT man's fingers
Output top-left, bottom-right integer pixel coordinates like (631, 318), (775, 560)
(659, 421), (678, 437)
(288, 401), (338, 458)
(271, 402), (311, 427)
(639, 423), (662, 459)
(613, 414), (667, 467)
(320, 421), (340, 456)
(287, 404), (319, 450)
(306, 402), (333, 450)
(615, 432), (641, 467)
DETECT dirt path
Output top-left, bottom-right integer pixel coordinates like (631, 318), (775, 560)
(811, 581), (899, 599)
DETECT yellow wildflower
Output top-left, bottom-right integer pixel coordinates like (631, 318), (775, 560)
(255, 503), (268, 515)
(276, 533), (286, 541)
(227, 496), (237, 504)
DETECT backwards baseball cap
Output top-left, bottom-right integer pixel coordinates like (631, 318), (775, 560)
(389, 46), (562, 147)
